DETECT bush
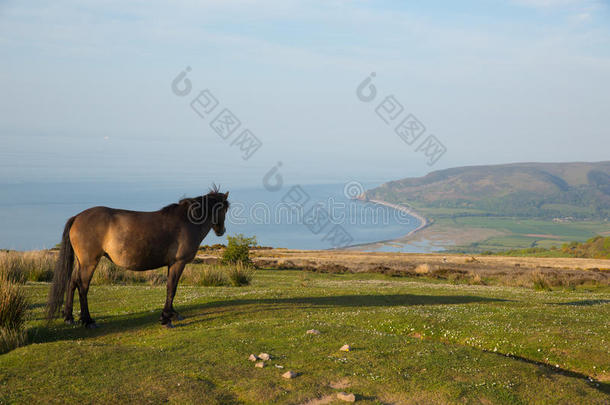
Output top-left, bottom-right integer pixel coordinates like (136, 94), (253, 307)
(221, 234), (257, 265)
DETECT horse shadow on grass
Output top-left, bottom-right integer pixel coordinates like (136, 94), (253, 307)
(29, 293), (507, 345)
(553, 299), (610, 306)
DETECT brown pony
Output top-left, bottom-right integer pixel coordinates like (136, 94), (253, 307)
(47, 187), (230, 328)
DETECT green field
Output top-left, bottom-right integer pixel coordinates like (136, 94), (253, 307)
(427, 216), (610, 253)
(1, 270), (609, 404)
(449, 217), (609, 239)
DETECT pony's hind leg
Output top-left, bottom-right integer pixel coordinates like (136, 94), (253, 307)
(63, 276), (78, 324)
(76, 260), (99, 328)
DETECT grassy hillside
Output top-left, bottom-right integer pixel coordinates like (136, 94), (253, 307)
(1, 269), (609, 403)
(367, 161), (610, 219)
(493, 236), (610, 259)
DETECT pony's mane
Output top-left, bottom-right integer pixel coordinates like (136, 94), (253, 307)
(161, 187), (229, 213)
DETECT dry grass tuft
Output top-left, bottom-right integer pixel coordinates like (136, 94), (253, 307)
(0, 251), (55, 283)
(183, 264), (229, 287)
(181, 263), (255, 286)
(0, 327), (27, 354)
(0, 274), (28, 330)
(530, 270), (551, 291)
(227, 262), (255, 286)
(415, 263), (430, 275)
(468, 271), (484, 285)
(0, 273), (29, 354)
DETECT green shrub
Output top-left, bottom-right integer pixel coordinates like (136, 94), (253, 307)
(221, 234), (257, 265)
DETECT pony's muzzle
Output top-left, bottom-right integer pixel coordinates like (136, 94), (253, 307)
(215, 227), (226, 237)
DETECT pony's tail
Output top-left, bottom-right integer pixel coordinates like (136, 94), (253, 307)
(46, 216), (76, 320)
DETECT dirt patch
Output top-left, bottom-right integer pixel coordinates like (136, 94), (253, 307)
(329, 378), (351, 390)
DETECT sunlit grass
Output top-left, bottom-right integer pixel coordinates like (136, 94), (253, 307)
(1, 269), (608, 403)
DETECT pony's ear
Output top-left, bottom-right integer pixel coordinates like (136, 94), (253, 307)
(224, 191), (229, 199)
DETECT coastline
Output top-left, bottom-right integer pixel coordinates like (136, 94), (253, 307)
(342, 198), (430, 250)
(366, 199), (429, 238)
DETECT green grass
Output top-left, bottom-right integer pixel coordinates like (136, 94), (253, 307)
(1, 270), (609, 404)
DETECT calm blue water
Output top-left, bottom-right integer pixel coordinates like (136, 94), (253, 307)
(0, 182), (425, 251)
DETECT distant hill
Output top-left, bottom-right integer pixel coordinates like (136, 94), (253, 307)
(366, 161), (610, 219)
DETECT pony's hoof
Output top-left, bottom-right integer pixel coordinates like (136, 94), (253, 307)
(164, 322), (175, 329)
(85, 322), (98, 329)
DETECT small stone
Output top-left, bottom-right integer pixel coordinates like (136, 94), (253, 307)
(258, 352), (271, 361)
(255, 362), (265, 368)
(306, 329), (321, 335)
(340, 344), (351, 352)
(274, 364), (284, 369)
(248, 354), (258, 362)
(282, 370), (297, 379)
(337, 392), (356, 402)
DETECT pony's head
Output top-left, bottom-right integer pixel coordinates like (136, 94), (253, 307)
(181, 185), (230, 236)
(209, 190), (230, 237)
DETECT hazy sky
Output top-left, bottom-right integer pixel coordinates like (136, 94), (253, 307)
(1, 0), (609, 187)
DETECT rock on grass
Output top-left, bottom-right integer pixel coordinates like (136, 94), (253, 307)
(282, 371), (297, 379)
(336, 392), (356, 402)
(306, 329), (321, 335)
(255, 362), (265, 368)
(340, 344), (351, 352)
(258, 352), (271, 361)
(248, 354), (258, 362)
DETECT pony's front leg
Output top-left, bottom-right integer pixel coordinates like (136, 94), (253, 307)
(160, 261), (186, 328)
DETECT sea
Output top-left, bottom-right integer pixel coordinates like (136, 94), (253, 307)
(0, 181), (439, 252)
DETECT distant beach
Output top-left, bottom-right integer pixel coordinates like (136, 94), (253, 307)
(343, 198), (430, 250)
(367, 199), (429, 237)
